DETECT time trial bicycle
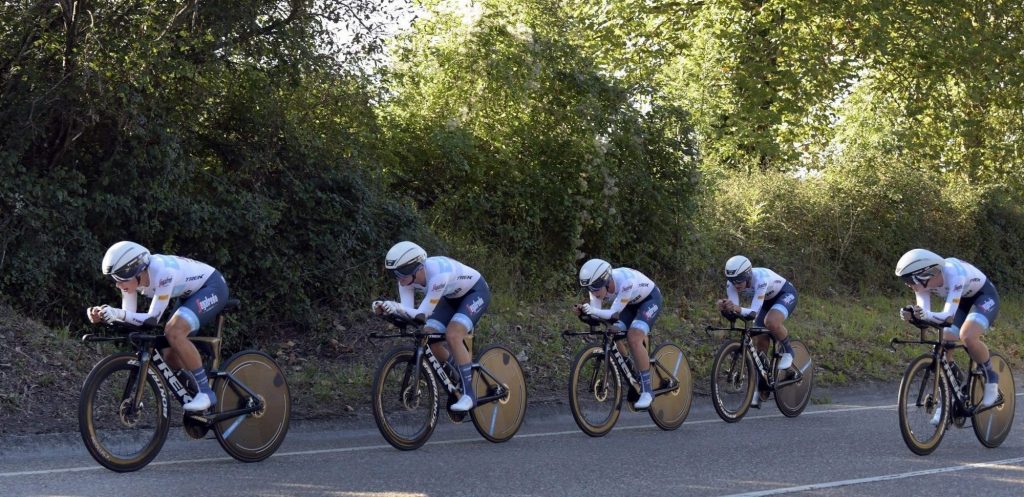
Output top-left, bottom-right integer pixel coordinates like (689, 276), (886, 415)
(890, 306), (1015, 455)
(563, 314), (692, 437)
(78, 299), (290, 472)
(369, 313), (526, 450)
(705, 311), (813, 422)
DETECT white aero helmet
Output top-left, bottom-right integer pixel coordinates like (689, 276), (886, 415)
(102, 241), (151, 281)
(895, 248), (943, 285)
(579, 258), (612, 290)
(724, 255), (752, 284)
(385, 241), (427, 278)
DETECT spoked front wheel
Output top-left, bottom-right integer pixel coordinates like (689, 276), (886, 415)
(897, 354), (948, 455)
(648, 343), (692, 431)
(372, 346), (439, 450)
(568, 343), (622, 437)
(212, 351), (291, 462)
(710, 340), (755, 422)
(78, 353), (170, 472)
(470, 345), (527, 443)
(970, 352), (1015, 448)
(774, 340), (814, 417)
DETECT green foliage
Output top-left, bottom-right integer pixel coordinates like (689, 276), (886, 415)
(379, 0), (700, 294)
(0, 1), (431, 334)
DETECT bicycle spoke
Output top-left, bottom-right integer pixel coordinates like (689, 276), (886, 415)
(79, 354), (170, 472)
(372, 347), (438, 450)
(569, 344), (621, 436)
(711, 341), (753, 422)
(898, 355), (947, 455)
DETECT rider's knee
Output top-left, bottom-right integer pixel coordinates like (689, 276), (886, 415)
(164, 317), (192, 340)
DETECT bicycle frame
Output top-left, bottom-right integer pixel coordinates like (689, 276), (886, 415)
(82, 319), (265, 431)
(370, 317), (510, 407)
(890, 322), (1003, 418)
(706, 318), (804, 391)
(562, 318), (680, 397)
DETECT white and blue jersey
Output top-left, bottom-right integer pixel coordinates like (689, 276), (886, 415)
(397, 256), (489, 333)
(727, 267), (797, 325)
(914, 258), (998, 331)
(120, 255), (228, 332)
(587, 267), (662, 334)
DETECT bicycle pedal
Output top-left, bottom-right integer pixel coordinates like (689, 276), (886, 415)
(446, 396), (468, 423)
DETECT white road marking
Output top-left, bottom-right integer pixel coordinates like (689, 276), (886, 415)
(718, 456), (1024, 497)
(0, 393), (1018, 481)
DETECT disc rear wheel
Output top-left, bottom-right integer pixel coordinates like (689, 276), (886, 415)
(470, 345), (527, 443)
(648, 343), (692, 430)
(970, 352), (1015, 448)
(774, 340), (814, 417)
(213, 351), (290, 462)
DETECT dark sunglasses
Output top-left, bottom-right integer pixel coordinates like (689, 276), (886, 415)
(108, 259), (146, 282)
(392, 262), (422, 279)
(900, 272), (931, 286)
(587, 277), (608, 292)
(727, 271), (751, 284)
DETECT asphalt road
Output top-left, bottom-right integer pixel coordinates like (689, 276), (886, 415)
(2, 385), (1023, 497)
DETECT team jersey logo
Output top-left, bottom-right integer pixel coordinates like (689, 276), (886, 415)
(197, 294), (220, 313)
(469, 297), (485, 314)
(643, 304), (660, 319)
(981, 298), (996, 311)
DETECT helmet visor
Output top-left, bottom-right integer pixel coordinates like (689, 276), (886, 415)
(392, 261), (422, 279)
(109, 259), (146, 282)
(900, 271), (932, 286)
(727, 270), (751, 284)
(586, 276), (608, 292)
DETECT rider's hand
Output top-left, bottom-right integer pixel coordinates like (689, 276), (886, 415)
(86, 306), (104, 324)
(371, 300), (385, 316)
(580, 303), (595, 317)
(99, 305), (126, 324)
(912, 305), (927, 321)
(381, 300), (400, 316)
(899, 307), (914, 322)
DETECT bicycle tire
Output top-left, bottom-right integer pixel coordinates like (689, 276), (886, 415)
(568, 342), (622, 437)
(372, 346), (439, 450)
(774, 340), (814, 417)
(970, 352), (1015, 448)
(212, 351), (291, 462)
(898, 354), (948, 455)
(78, 352), (170, 472)
(470, 345), (527, 443)
(648, 343), (692, 431)
(710, 340), (754, 422)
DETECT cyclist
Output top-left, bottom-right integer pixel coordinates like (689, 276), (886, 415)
(716, 255), (798, 405)
(373, 241), (490, 412)
(575, 258), (662, 410)
(895, 248), (1001, 419)
(87, 241), (228, 411)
